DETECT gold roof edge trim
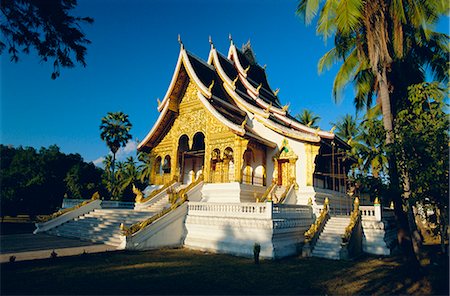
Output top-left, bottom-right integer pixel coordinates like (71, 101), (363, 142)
(138, 100), (171, 150)
(254, 115), (321, 143)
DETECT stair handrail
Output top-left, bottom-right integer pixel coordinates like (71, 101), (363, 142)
(137, 179), (177, 204)
(36, 192), (101, 223)
(277, 182), (295, 204)
(341, 197), (360, 243)
(122, 175), (204, 236)
(259, 180), (276, 202)
(304, 197), (329, 243)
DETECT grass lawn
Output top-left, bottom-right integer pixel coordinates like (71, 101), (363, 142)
(1, 247), (448, 295)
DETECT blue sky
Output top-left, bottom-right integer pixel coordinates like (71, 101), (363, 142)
(1, 0), (448, 164)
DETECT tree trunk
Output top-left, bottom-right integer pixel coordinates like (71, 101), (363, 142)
(377, 68), (417, 261)
(112, 152), (116, 200)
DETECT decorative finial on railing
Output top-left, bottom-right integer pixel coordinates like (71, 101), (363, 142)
(307, 197), (312, 206)
(374, 197), (380, 205)
(354, 196), (360, 210)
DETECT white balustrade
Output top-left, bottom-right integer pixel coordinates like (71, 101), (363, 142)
(273, 204), (313, 219)
(188, 202), (273, 219)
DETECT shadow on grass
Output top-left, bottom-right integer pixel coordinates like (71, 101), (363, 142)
(1, 248), (448, 295)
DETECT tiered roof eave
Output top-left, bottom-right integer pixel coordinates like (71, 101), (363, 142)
(138, 38), (346, 152)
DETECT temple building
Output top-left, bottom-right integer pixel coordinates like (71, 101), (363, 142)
(36, 37), (397, 260)
(137, 36), (352, 209)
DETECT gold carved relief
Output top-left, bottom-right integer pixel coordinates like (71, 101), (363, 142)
(305, 143), (320, 186)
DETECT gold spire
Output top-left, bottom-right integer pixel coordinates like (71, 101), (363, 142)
(178, 34), (183, 49)
(208, 80), (215, 92)
(209, 35), (214, 48)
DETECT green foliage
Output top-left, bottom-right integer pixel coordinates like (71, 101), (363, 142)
(394, 82), (448, 209)
(295, 109), (321, 128)
(99, 112), (132, 200)
(0, 0), (94, 79)
(0, 144), (105, 217)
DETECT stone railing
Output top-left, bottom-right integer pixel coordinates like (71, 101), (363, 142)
(302, 198), (329, 257)
(139, 180), (177, 204)
(35, 197), (102, 234)
(123, 176), (203, 236)
(278, 183), (295, 204)
(36, 192), (101, 223)
(273, 204), (312, 220)
(259, 181), (276, 202)
(188, 202), (273, 219)
(340, 197), (362, 259)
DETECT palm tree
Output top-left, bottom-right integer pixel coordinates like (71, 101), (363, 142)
(120, 157), (139, 192)
(100, 112), (132, 196)
(138, 151), (153, 184)
(297, 0), (448, 259)
(332, 114), (359, 143)
(295, 109), (321, 128)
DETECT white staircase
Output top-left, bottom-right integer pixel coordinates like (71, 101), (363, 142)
(312, 216), (350, 260)
(48, 196), (171, 248)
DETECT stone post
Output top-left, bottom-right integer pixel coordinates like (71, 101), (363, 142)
(265, 201), (273, 219)
(374, 197), (382, 221)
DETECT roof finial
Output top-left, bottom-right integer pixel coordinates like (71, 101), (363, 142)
(263, 64), (267, 70)
(232, 75), (239, 86)
(178, 34), (183, 49)
(209, 35), (214, 48)
(256, 84), (262, 92)
(330, 126), (336, 133)
(157, 98), (161, 107)
(240, 118), (247, 129)
(208, 80), (215, 92)
(282, 103), (289, 112)
(274, 88), (280, 96)
(229, 33), (233, 44)
(244, 65), (250, 74)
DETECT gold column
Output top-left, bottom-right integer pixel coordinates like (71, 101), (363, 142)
(204, 143), (211, 183)
(305, 144), (320, 186)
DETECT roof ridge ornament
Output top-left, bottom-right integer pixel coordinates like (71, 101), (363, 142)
(209, 35), (214, 48)
(229, 33), (233, 45)
(208, 80), (215, 92)
(256, 84), (262, 92)
(274, 88), (280, 96)
(178, 34), (184, 49)
(244, 65), (250, 74)
(263, 64), (267, 70)
(330, 126), (336, 133)
(282, 103), (289, 112)
(157, 98), (161, 107)
(232, 75), (239, 86)
(240, 118), (247, 129)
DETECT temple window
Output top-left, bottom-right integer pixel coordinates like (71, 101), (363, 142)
(162, 155), (171, 174)
(154, 156), (162, 175)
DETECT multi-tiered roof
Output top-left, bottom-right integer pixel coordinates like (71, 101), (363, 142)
(138, 37), (345, 151)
